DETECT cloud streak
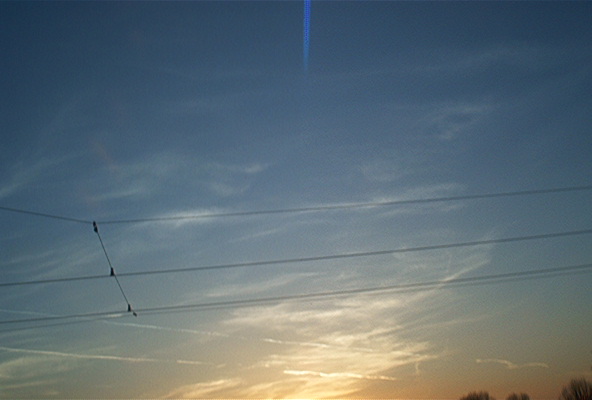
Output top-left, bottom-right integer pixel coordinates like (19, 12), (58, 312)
(0, 346), (208, 366)
(476, 358), (549, 369)
(87, 152), (270, 204)
(162, 378), (244, 399)
(0, 157), (70, 200)
(205, 237), (493, 397)
(220, 294), (441, 397)
(283, 369), (397, 381)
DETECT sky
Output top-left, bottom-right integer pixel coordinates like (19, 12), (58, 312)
(1, 1), (591, 399)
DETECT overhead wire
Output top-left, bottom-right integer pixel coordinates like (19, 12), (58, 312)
(1, 185), (590, 226)
(95, 184), (592, 224)
(0, 309), (125, 326)
(0, 314), (126, 335)
(0, 274), (108, 288)
(1, 227), (592, 288)
(1, 262), (590, 328)
(1, 184), (591, 327)
(0, 205), (91, 224)
(116, 228), (592, 277)
(137, 262), (592, 315)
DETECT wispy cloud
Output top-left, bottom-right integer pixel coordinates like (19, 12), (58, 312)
(371, 182), (465, 204)
(0, 354), (64, 380)
(202, 161), (270, 197)
(114, 318), (381, 358)
(132, 206), (230, 229)
(360, 158), (411, 183)
(261, 337), (375, 353)
(476, 358), (549, 369)
(88, 150), (270, 203)
(220, 295), (440, 397)
(420, 43), (558, 73)
(363, 182), (467, 219)
(87, 151), (185, 202)
(0, 346), (208, 366)
(0, 307), (370, 358)
(0, 356), (64, 398)
(229, 227), (285, 243)
(0, 250), (58, 271)
(103, 320), (231, 339)
(208, 162), (269, 175)
(203, 272), (318, 299)
(201, 235), (494, 398)
(283, 368), (397, 381)
(0, 157), (71, 200)
(0, 352), (73, 399)
(418, 103), (492, 141)
(162, 378), (244, 399)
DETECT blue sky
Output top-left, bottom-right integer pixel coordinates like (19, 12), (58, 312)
(1, 1), (591, 399)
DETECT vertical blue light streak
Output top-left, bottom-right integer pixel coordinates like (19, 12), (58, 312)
(303, 0), (311, 72)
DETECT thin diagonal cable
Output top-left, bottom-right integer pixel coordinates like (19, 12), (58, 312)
(1, 262), (590, 326)
(0, 205), (91, 224)
(96, 185), (592, 224)
(93, 222), (134, 313)
(2, 228), (592, 287)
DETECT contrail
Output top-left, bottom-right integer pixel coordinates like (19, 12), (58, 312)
(303, 0), (311, 72)
(105, 320), (231, 339)
(0, 345), (209, 366)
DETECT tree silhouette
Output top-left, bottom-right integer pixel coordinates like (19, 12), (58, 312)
(558, 378), (592, 400)
(507, 393), (530, 400)
(460, 391), (495, 400)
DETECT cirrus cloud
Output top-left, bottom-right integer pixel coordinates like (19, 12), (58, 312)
(476, 358), (549, 369)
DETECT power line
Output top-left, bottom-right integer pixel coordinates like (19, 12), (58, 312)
(0, 205), (91, 224)
(0, 274), (108, 288)
(2, 228), (592, 288)
(1, 262), (590, 327)
(116, 228), (592, 278)
(96, 185), (592, 224)
(0, 309), (124, 326)
(0, 315), (125, 335)
(1, 185), (590, 226)
(138, 262), (592, 315)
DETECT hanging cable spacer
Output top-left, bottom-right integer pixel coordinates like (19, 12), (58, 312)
(93, 221), (98, 233)
(128, 304), (138, 317)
